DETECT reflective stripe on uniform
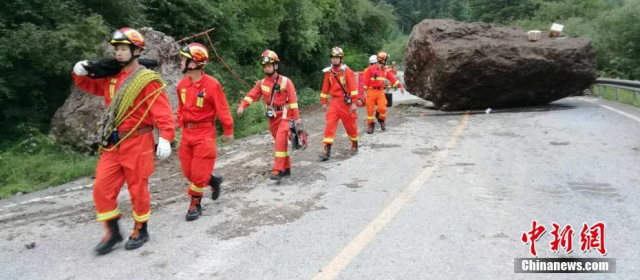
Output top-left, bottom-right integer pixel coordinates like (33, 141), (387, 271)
(289, 103), (298, 109)
(275, 151), (289, 157)
(349, 136), (359, 142)
(96, 207), (121, 222)
(320, 93), (329, 99)
(109, 78), (117, 99)
(323, 138), (334, 143)
(261, 85), (271, 93)
(132, 211), (151, 222)
(393, 80), (400, 87)
(350, 90), (358, 96)
(189, 182), (206, 193)
(180, 88), (187, 104)
(243, 96), (254, 104)
(367, 115), (375, 120)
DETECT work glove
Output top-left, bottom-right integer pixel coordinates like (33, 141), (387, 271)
(156, 137), (172, 160)
(73, 60), (89, 76)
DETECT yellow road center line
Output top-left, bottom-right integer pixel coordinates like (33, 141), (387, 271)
(311, 112), (471, 280)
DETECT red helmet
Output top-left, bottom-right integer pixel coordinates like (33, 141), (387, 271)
(261, 50), (280, 65)
(377, 52), (389, 64)
(110, 28), (145, 50)
(330, 46), (344, 58)
(179, 43), (209, 67)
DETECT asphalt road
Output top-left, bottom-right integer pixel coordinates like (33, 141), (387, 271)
(1, 92), (639, 279)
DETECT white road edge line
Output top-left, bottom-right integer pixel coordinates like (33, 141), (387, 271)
(311, 112), (471, 280)
(581, 97), (640, 123)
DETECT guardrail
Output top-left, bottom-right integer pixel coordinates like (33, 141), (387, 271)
(591, 78), (640, 107)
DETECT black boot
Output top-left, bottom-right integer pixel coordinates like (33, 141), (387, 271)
(367, 123), (375, 134)
(376, 112), (386, 131)
(350, 141), (359, 155)
(209, 175), (223, 200)
(282, 168), (291, 177)
(95, 218), (123, 255)
(270, 170), (283, 183)
(185, 196), (202, 221)
(319, 144), (332, 161)
(125, 222), (149, 250)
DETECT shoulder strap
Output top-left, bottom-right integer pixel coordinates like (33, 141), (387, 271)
(268, 75), (280, 107)
(331, 70), (349, 97)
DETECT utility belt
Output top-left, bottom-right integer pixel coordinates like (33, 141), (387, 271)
(105, 126), (153, 146)
(369, 86), (384, 90)
(330, 96), (353, 105)
(265, 105), (285, 119)
(183, 122), (214, 129)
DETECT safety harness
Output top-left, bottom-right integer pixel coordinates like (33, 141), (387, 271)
(97, 66), (167, 151)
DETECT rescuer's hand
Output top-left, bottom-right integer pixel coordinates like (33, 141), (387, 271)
(222, 134), (234, 143)
(156, 137), (172, 160)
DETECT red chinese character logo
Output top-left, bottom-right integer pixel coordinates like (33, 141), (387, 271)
(550, 223), (574, 253)
(580, 223), (607, 255)
(521, 220), (546, 256)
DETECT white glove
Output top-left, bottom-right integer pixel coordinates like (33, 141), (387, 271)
(73, 60), (89, 76)
(156, 137), (171, 160)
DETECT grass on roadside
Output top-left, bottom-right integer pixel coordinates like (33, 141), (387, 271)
(0, 132), (97, 199)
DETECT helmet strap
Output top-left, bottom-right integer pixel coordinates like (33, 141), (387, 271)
(182, 59), (203, 73)
(265, 63), (278, 76)
(119, 45), (140, 66)
(331, 57), (342, 67)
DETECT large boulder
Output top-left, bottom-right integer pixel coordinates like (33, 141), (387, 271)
(404, 19), (597, 110)
(50, 28), (182, 151)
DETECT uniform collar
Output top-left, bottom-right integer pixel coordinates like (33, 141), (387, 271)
(186, 73), (206, 87)
(265, 73), (280, 83)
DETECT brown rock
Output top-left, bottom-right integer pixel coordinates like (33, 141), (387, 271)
(404, 19), (597, 110)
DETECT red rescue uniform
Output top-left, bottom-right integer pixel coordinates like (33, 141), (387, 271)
(176, 74), (234, 197)
(363, 65), (403, 123)
(239, 74), (300, 172)
(73, 68), (175, 223)
(320, 65), (359, 145)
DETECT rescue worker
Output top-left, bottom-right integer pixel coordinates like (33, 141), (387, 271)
(72, 28), (175, 255)
(387, 61), (398, 78)
(176, 43), (234, 221)
(236, 50), (303, 183)
(358, 55), (378, 107)
(368, 55), (378, 66)
(319, 47), (359, 161)
(363, 52), (404, 134)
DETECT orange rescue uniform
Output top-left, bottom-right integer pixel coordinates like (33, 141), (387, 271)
(176, 74), (234, 197)
(320, 65), (359, 145)
(362, 65), (403, 123)
(239, 74), (300, 172)
(73, 68), (176, 223)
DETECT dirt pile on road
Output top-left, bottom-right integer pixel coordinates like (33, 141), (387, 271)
(404, 19), (597, 110)
(50, 28), (182, 151)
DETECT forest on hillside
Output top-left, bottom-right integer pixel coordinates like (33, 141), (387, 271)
(0, 0), (638, 142)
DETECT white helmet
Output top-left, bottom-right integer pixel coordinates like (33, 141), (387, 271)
(369, 55), (377, 64)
